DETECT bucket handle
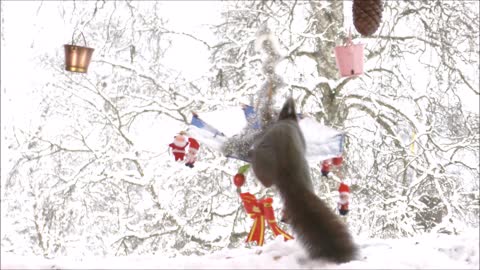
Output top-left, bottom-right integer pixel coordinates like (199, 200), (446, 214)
(344, 28), (353, 46)
(71, 30), (87, 47)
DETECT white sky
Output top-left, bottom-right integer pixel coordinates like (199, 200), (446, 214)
(1, 1), (221, 100)
(0, 0), (222, 186)
(159, 1), (222, 79)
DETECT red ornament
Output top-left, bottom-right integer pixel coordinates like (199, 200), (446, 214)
(233, 173), (245, 187)
(332, 156), (343, 166)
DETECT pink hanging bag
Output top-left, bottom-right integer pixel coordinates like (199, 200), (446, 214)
(334, 32), (364, 77)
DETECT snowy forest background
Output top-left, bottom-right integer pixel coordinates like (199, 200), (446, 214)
(1, 0), (479, 259)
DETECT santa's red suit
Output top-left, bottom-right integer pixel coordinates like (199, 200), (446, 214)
(338, 200), (349, 214)
(185, 137), (200, 168)
(169, 134), (189, 161)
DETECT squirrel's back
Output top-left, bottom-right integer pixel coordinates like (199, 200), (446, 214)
(250, 97), (357, 263)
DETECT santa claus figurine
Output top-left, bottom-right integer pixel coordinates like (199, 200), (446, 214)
(185, 137), (200, 168)
(337, 182), (350, 216)
(168, 131), (189, 161)
(321, 160), (331, 177)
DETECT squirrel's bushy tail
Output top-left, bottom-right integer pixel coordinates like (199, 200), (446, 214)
(278, 175), (358, 263)
(250, 97), (357, 263)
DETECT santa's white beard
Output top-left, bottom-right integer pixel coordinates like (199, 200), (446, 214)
(173, 139), (187, 147)
(338, 197), (349, 204)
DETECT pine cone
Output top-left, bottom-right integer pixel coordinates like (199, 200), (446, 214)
(353, 0), (383, 36)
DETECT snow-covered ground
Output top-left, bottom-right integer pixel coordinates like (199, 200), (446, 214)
(2, 229), (478, 269)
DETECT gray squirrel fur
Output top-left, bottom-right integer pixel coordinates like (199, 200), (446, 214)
(249, 97), (358, 263)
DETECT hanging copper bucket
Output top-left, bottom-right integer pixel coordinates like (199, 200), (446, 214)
(64, 31), (94, 73)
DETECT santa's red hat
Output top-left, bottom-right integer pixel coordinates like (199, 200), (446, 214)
(338, 182), (350, 195)
(188, 137), (200, 152)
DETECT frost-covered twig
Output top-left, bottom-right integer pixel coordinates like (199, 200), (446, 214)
(221, 24), (285, 161)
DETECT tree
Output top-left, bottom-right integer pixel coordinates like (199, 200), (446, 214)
(209, 0), (479, 237)
(2, 1), (249, 257)
(2, 0), (478, 258)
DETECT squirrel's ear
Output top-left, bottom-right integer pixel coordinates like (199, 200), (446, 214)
(278, 97), (298, 121)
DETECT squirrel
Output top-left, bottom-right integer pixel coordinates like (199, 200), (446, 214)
(248, 97), (358, 263)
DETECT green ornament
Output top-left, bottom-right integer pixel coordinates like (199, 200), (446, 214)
(238, 164), (251, 174)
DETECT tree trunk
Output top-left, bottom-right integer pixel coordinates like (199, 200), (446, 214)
(309, 0), (347, 127)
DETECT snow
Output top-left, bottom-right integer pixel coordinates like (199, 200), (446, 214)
(2, 229), (478, 269)
(1, 1), (478, 269)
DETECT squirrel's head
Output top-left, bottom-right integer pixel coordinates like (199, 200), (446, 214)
(278, 97), (298, 122)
